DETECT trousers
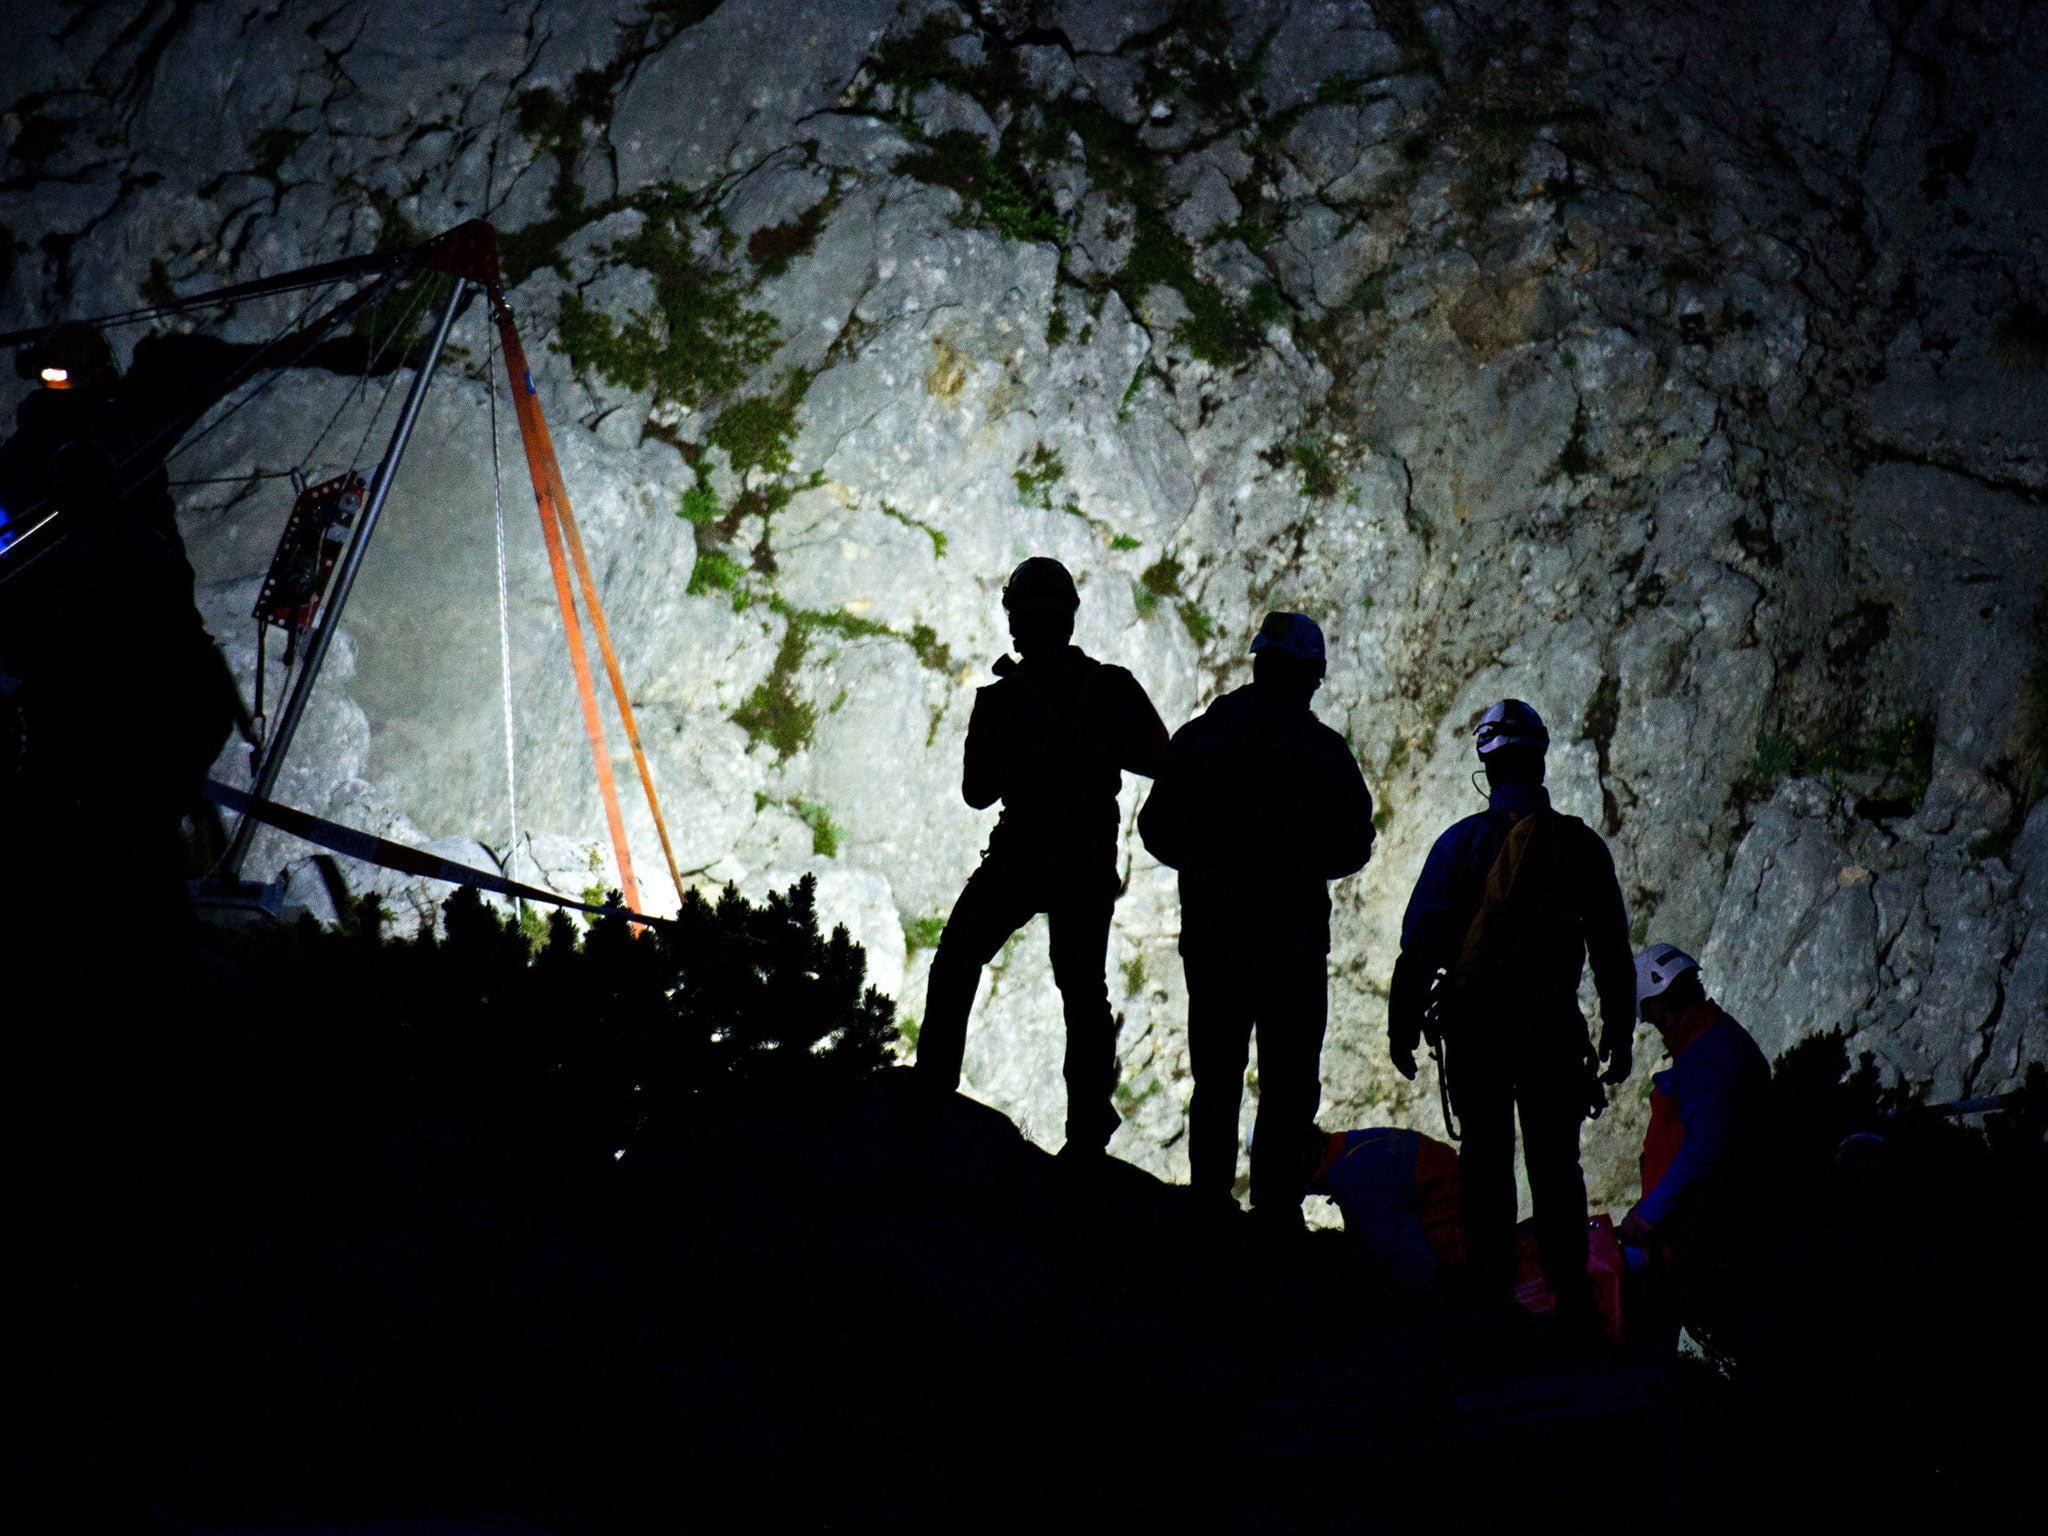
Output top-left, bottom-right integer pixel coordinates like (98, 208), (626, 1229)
(916, 855), (1119, 1149)
(1182, 938), (1328, 1213)
(1452, 1049), (1594, 1315)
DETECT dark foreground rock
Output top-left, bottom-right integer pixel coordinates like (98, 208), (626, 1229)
(9, 1049), (2033, 1535)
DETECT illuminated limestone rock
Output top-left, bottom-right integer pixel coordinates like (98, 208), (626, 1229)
(4, 0), (2045, 1201)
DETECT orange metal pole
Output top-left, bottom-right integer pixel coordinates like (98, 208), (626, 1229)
(493, 306), (644, 918)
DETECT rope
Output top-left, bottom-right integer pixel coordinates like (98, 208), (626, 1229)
(545, 458), (689, 908)
(343, 276), (437, 473)
(165, 470), (301, 487)
(485, 319), (521, 913)
(154, 274), (351, 476)
(288, 261), (433, 485)
(491, 306), (645, 917)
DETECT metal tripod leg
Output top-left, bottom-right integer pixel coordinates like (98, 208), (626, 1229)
(221, 275), (469, 878)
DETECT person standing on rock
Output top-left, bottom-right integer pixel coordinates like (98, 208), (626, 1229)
(1137, 612), (1375, 1229)
(1386, 699), (1635, 1328)
(915, 557), (1169, 1159)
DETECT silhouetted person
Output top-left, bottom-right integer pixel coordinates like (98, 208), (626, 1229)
(1139, 612), (1374, 1227)
(0, 323), (249, 944)
(1620, 943), (1771, 1348)
(916, 558), (1168, 1156)
(1386, 699), (1633, 1328)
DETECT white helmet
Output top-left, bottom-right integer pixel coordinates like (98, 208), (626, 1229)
(1635, 943), (1699, 1014)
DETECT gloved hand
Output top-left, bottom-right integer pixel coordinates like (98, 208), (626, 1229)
(1386, 952), (1431, 1084)
(1599, 1022), (1632, 1083)
(1617, 1206), (1655, 1246)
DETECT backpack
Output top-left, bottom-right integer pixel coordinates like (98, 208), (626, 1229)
(1441, 806), (1593, 1039)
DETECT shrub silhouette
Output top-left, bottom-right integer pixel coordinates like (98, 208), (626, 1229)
(207, 875), (897, 1160)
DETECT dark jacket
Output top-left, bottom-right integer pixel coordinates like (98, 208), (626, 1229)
(1311, 1127), (1464, 1290)
(1636, 1003), (1771, 1231)
(0, 341), (254, 810)
(1137, 682), (1374, 954)
(1387, 781), (1634, 1057)
(961, 645), (1166, 877)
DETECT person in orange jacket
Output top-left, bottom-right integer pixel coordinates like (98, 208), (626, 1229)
(1619, 944), (1771, 1345)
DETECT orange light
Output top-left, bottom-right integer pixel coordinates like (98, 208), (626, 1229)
(39, 366), (69, 388)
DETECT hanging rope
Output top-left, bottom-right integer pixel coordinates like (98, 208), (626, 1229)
(485, 319), (521, 913)
(342, 275), (438, 474)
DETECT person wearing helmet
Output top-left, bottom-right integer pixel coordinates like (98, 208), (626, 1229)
(915, 557), (1169, 1158)
(1619, 944), (1771, 1346)
(0, 321), (269, 944)
(1138, 611), (1375, 1228)
(1384, 698), (1635, 1328)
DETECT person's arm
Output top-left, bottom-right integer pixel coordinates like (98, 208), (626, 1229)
(1314, 733), (1375, 879)
(1386, 831), (1463, 1077)
(1633, 1046), (1737, 1229)
(1580, 829), (1637, 1082)
(960, 688), (1004, 809)
(1136, 733), (1186, 869)
(1386, 949), (1434, 1080)
(1116, 669), (1170, 779)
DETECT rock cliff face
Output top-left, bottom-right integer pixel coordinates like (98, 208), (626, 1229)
(5, 0), (2043, 1205)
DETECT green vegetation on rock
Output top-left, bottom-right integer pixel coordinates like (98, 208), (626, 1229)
(731, 613), (819, 760)
(1734, 716), (1936, 812)
(556, 210), (779, 413)
(746, 194), (836, 276)
(709, 373), (805, 477)
(879, 501), (949, 559)
(680, 482), (722, 524)
(1118, 211), (1256, 366)
(896, 129), (1063, 246)
(791, 799), (841, 858)
(1014, 442), (1065, 506)
(1292, 439), (1341, 499)
(688, 549), (745, 596)
(728, 593), (962, 761)
(1140, 556), (1184, 599)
